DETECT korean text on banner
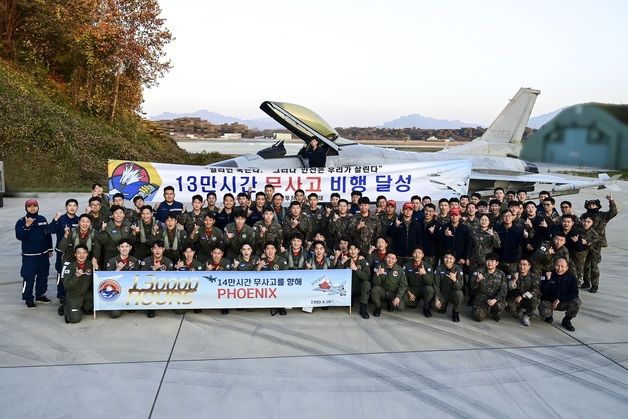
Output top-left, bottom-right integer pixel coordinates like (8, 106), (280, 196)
(108, 159), (472, 204)
(93, 269), (352, 311)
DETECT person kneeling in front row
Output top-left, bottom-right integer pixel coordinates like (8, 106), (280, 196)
(538, 258), (580, 332)
(61, 245), (94, 324)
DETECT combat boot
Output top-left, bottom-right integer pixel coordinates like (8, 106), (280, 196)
(452, 311), (460, 322)
(423, 307), (432, 318)
(373, 307), (381, 317)
(467, 295), (475, 307)
(562, 316), (575, 332)
(359, 303), (370, 319)
(545, 315), (553, 324)
(491, 311), (500, 322)
(580, 282), (590, 289)
(589, 286), (598, 293)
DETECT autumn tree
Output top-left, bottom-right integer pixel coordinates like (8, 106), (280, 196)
(98, 0), (172, 120)
(0, 0), (172, 120)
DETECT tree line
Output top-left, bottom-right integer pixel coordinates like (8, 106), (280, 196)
(0, 0), (172, 121)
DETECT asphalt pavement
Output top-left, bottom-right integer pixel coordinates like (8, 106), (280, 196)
(0, 186), (627, 419)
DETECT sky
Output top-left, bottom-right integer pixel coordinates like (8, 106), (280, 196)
(143, 0), (628, 126)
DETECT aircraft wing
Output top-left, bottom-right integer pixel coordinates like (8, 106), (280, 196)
(471, 171), (621, 195)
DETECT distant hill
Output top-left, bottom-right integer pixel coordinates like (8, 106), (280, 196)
(150, 110), (281, 130)
(382, 114), (480, 129)
(528, 108), (565, 129)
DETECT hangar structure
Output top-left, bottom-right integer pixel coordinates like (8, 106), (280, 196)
(521, 103), (628, 169)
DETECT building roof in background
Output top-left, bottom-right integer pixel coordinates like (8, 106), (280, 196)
(591, 103), (628, 125)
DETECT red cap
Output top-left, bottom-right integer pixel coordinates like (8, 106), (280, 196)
(449, 208), (461, 216)
(386, 200), (396, 207)
(402, 202), (413, 210)
(25, 199), (39, 207)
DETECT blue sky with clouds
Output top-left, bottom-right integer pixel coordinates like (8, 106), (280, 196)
(143, 0), (628, 126)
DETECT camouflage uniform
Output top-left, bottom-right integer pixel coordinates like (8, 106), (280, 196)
(471, 268), (507, 321)
(436, 213), (451, 226)
(566, 232), (588, 287)
(223, 222), (255, 260)
(543, 211), (562, 228)
(433, 263), (464, 313)
(469, 229), (501, 274)
(462, 216), (481, 233)
(327, 214), (353, 248)
(505, 271), (540, 316)
(196, 226), (223, 263)
(581, 227), (602, 288)
(252, 220), (283, 254)
(282, 214), (312, 244)
(581, 199), (617, 248)
(403, 260), (435, 310)
(350, 213), (383, 256)
(337, 256), (371, 305)
(180, 210), (206, 235)
(531, 241), (571, 276)
(371, 263), (407, 311)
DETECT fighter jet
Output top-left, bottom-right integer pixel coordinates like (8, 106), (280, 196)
(210, 88), (620, 196)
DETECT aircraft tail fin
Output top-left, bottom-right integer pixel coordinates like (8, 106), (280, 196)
(445, 87), (540, 157)
(480, 87), (540, 145)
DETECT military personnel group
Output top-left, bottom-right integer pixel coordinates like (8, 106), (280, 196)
(16, 182), (618, 332)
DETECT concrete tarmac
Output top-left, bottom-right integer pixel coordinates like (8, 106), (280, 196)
(1, 186), (627, 419)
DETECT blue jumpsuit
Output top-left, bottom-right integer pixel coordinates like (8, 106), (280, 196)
(16, 213), (53, 302)
(47, 214), (79, 300)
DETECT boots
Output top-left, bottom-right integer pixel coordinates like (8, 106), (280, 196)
(491, 310), (500, 322)
(373, 307), (381, 317)
(589, 286), (598, 293)
(423, 307), (432, 318)
(562, 316), (575, 332)
(452, 311), (460, 322)
(467, 295), (475, 307)
(359, 303), (370, 319)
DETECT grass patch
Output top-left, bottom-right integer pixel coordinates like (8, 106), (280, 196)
(0, 60), (226, 192)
